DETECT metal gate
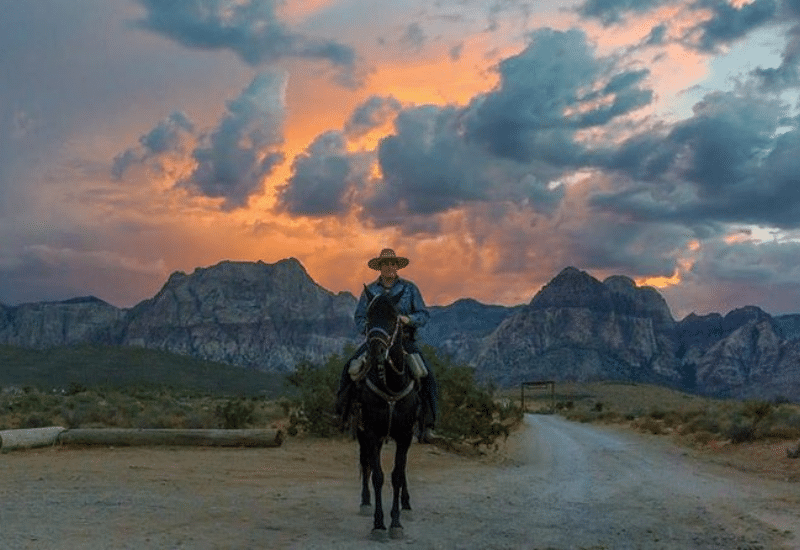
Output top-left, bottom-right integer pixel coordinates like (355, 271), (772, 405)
(520, 381), (555, 413)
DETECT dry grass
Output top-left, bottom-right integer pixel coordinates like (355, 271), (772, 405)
(0, 386), (286, 431)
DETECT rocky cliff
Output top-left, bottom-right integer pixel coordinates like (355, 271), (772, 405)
(473, 268), (681, 386)
(0, 296), (126, 347)
(419, 299), (522, 366)
(1, 260), (798, 401)
(121, 259), (359, 372)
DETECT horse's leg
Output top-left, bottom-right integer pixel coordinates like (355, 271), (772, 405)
(389, 431), (412, 538)
(369, 439), (386, 535)
(358, 432), (371, 514)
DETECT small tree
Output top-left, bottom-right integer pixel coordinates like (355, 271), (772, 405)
(422, 344), (522, 448)
(284, 351), (346, 437)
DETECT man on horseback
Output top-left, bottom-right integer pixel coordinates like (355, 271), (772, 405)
(336, 248), (439, 442)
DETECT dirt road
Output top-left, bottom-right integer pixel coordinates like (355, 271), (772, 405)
(1, 414), (798, 549)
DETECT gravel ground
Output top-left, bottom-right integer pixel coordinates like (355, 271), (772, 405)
(1, 414), (798, 549)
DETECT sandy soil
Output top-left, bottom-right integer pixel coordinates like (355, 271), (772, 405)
(1, 415), (799, 549)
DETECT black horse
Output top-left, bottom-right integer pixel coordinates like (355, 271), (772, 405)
(355, 285), (420, 540)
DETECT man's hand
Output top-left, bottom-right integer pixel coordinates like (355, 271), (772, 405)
(399, 315), (411, 325)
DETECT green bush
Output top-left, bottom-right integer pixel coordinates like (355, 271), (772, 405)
(281, 344), (522, 447)
(216, 398), (255, 429)
(284, 354), (343, 437)
(423, 345), (522, 448)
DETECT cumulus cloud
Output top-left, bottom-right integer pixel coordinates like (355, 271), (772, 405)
(464, 29), (652, 164)
(113, 72), (286, 209)
(343, 95), (402, 139)
(276, 28), (653, 230)
(277, 131), (369, 216)
(134, 0), (355, 68)
(180, 72), (286, 209)
(691, 0), (778, 52)
(112, 111), (195, 179)
(754, 23), (800, 90)
(577, 0), (672, 25)
(591, 90), (800, 228)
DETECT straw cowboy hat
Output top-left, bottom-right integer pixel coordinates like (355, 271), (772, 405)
(368, 248), (410, 270)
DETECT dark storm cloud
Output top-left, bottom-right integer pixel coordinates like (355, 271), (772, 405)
(567, 217), (695, 277)
(343, 96), (402, 139)
(180, 72), (286, 209)
(277, 131), (365, 216)
(645, 24), (668, 46)
(786, 0), (800, 17)
(592, 91), (800, 228)
(692, 0), (778, 52)
(276, 29), (653, 230)
(112, 111), (195, 179)
(365, 101), (566, 229)
(464, 29), (652, 164)
(134, 0), (355, 67)
(578, 0), (778, 52)
(372, 105), (497, 217)
(577, 0), (671, 24)
(754, 24), (800, 90)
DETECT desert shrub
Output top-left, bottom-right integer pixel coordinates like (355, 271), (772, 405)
(742, 400), (773, 421)
(635, 417), (665, 435)
(727, 419), (755, 444)
(22, 414), (48, 429)
(216, 398), (256, 429)
(284, 354), (342, 437)
(685, 410), (722, 435)
(424, 345), (522, 448)
(281, 345), (522, 446)
(692, 430), (714, 446)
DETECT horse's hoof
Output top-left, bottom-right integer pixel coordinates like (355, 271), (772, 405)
(402, 509), (414, 521)
(390, 527), (404, 539)
(371, 528), (388, 541)
(359, 504), (372, 516)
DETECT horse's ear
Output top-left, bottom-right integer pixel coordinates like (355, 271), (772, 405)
(363, 284), (375, 303)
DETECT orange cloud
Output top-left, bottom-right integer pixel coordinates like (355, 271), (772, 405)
(635, 241), (699, 289)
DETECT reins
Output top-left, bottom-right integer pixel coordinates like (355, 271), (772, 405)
(364, 292), (413, 441)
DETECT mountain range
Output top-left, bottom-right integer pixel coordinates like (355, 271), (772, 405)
(1, 258), (799, 402)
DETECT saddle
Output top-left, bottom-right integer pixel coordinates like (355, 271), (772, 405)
(348, 350), (428, 382)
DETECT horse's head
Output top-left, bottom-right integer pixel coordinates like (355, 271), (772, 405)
(363, 285), (406, 386)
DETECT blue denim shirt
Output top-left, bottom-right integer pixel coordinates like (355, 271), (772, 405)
(354, 277), (429, 337)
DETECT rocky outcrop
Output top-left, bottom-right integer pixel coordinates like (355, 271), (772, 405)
(473, 268), (680, 386)
(121, 259), (358, 372)
(420, 299), (521, 366)
(776, 314), (800, 341)
(0, 296), (125, 348)
(694, 318), (783, 398)
(1, 259), (799, 401)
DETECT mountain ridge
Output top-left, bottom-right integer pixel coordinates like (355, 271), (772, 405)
(1, 259), (798, 401)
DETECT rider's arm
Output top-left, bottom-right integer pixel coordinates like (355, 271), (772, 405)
(406, 283), (430, 328)
(354, 288), (369, 335)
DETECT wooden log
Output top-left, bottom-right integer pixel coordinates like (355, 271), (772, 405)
(58, 428), (283, 448)
(0, 427), (67, 453)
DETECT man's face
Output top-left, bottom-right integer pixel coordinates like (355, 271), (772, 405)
(380, 260), (398, 279)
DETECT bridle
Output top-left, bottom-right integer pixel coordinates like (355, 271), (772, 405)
(364, 293), (415, 440)
(366, 321), (403, 375)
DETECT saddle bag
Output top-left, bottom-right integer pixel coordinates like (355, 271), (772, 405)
(348, 352), (368, 381)
(406, 352), (428, 379)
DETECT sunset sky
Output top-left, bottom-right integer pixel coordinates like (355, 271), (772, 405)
(3, 0), (800, 319)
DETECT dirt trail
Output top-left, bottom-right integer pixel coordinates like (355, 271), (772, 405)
(1, 414), (798, 549)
